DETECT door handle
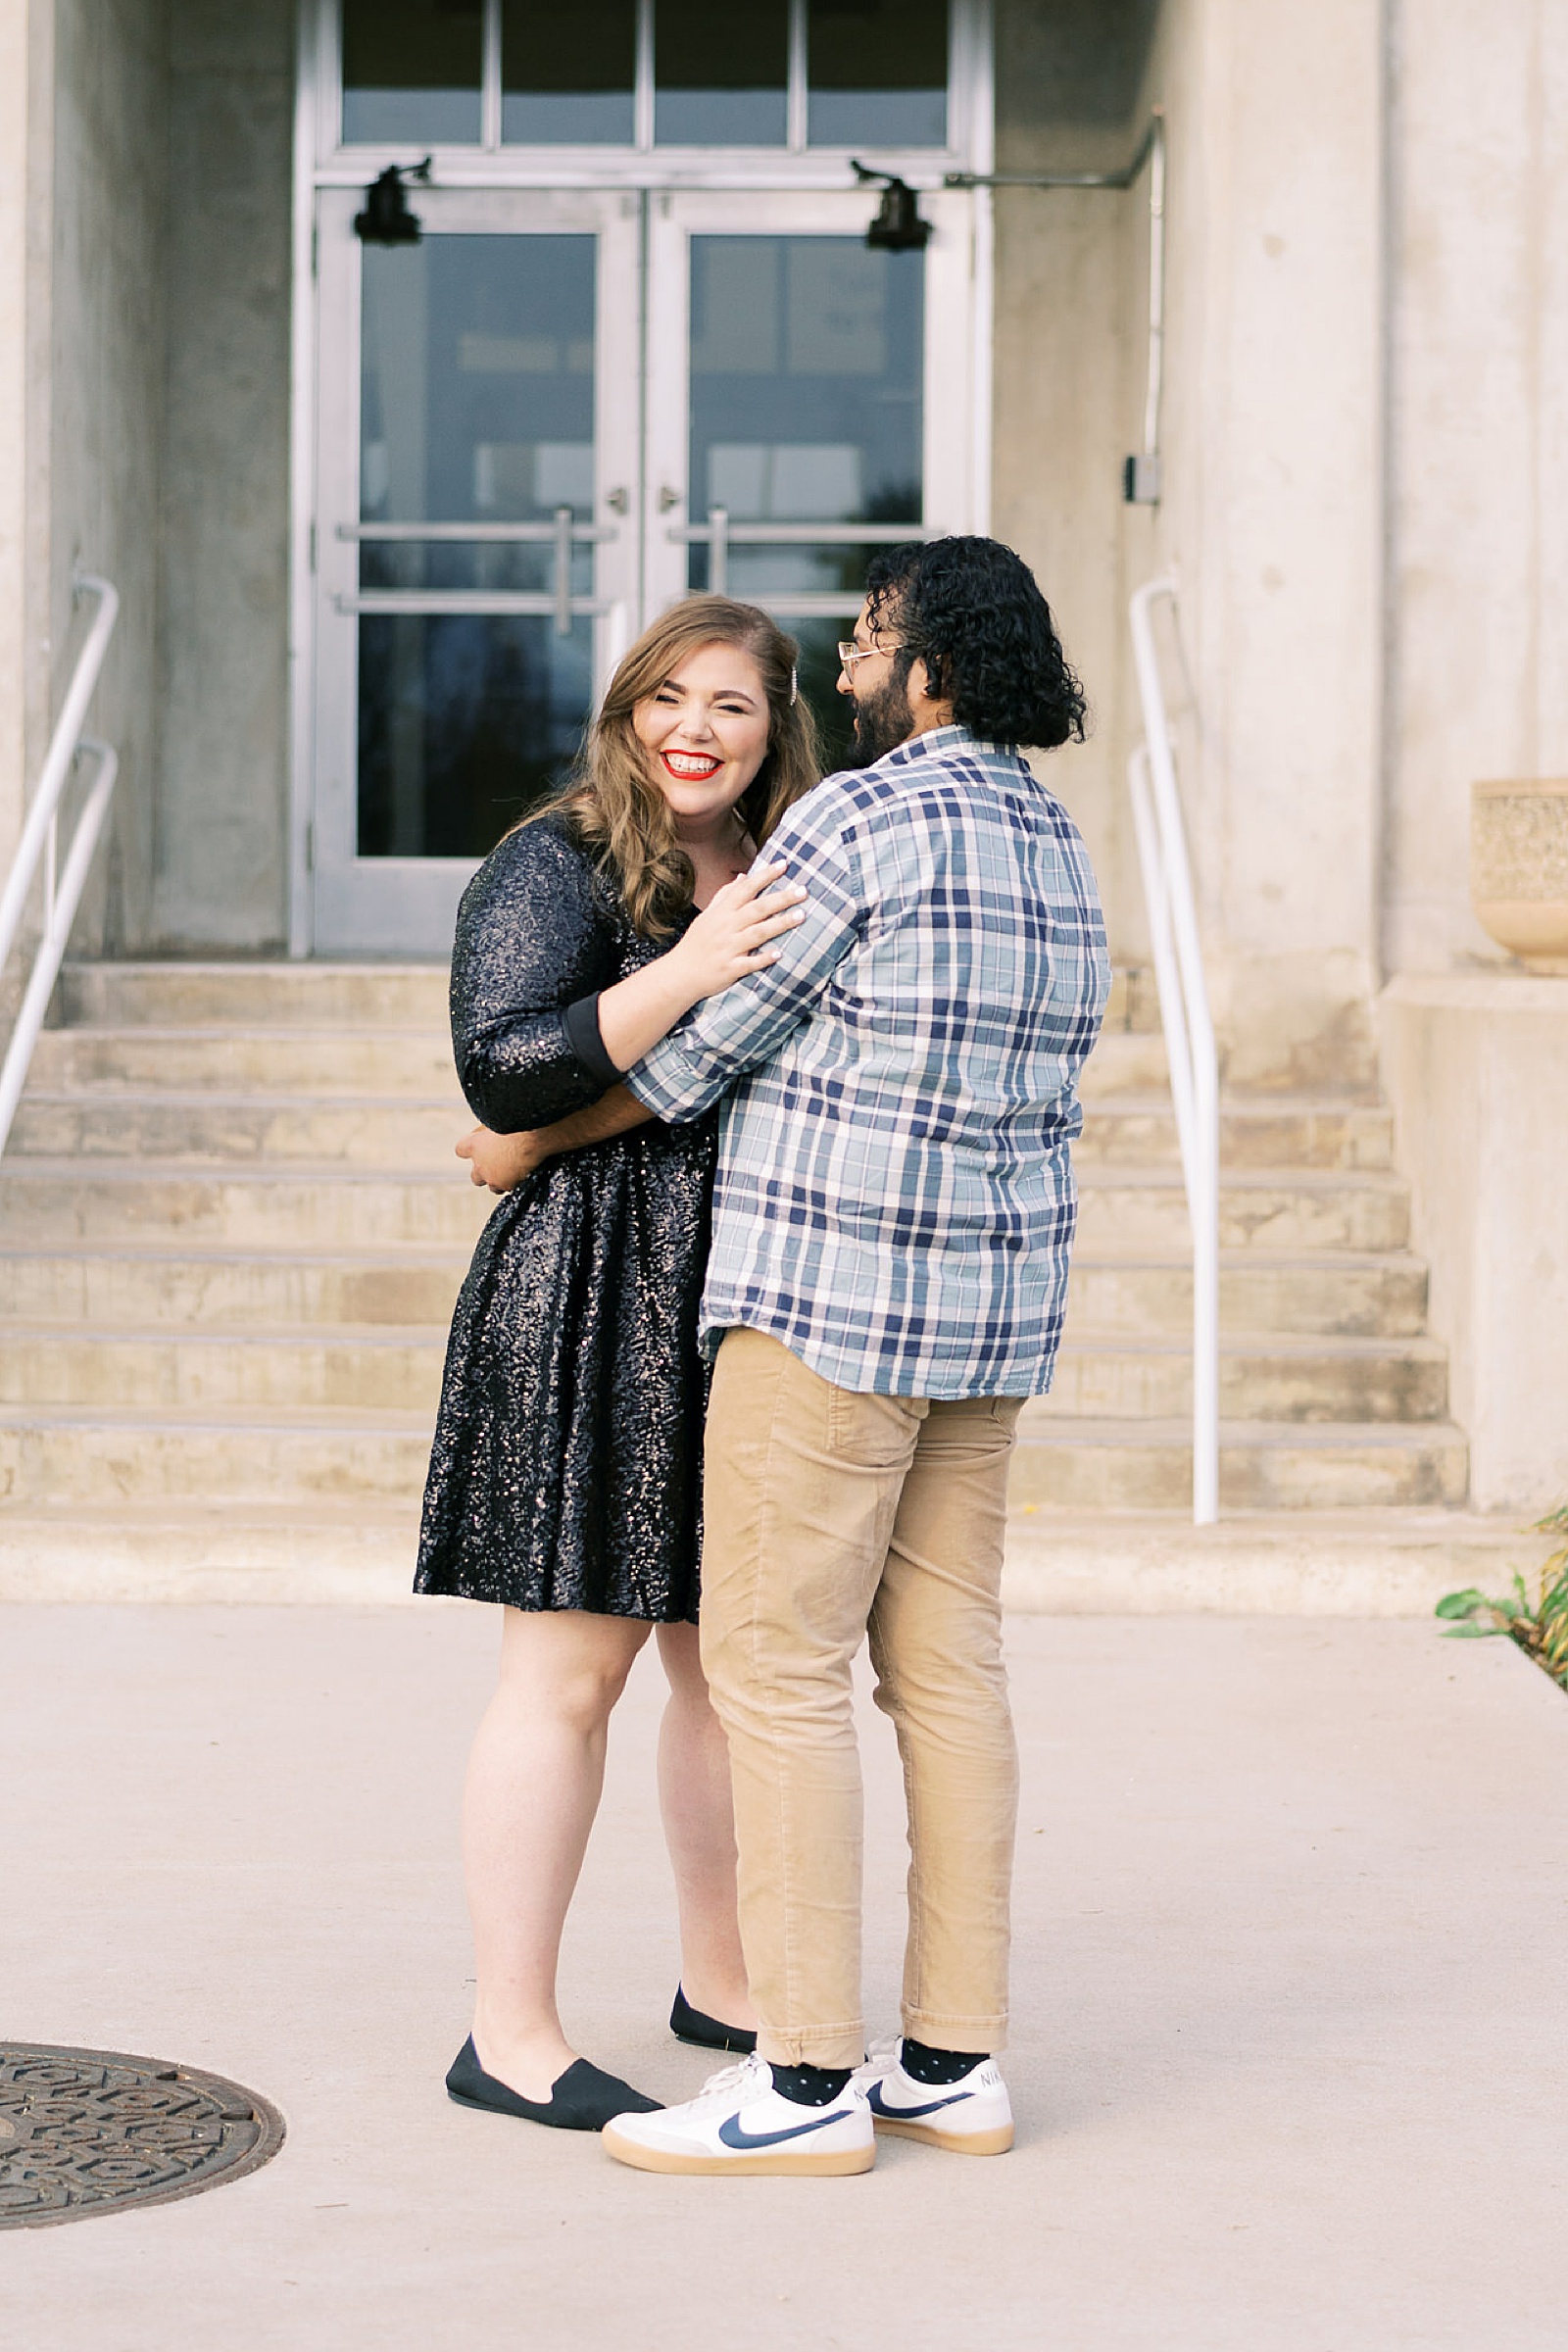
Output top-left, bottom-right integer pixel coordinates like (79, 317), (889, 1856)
(658, 486), (682, 513)
(605, 487), (629, 515)
(553, 506), (574, 637)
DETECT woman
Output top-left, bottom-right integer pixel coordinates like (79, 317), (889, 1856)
(416, 596), (817, 2132)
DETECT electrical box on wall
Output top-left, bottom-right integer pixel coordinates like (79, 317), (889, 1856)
(1123, 454), (1162, 505)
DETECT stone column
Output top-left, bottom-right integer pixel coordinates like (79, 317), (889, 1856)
(1380, 976), (1568, 1513)
(0, 0), (55, 1004)
(1154, 0), (1385, 1089)
(1385, 0), (1568, 975)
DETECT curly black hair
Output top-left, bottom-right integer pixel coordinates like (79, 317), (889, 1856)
(863, 536), (1088, 751)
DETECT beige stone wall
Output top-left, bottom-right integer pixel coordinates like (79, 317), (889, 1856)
(0, 0), (293, 970)
(992, 0), (1386, 1089)
(1385, 0), (1568, 977)
(991, 0), (1157, 978)
(1380, 976), (1568, 1511)
(151, 0), (294, 953)
(47, 0), (170, 953)
(0, 0), (57, 1010)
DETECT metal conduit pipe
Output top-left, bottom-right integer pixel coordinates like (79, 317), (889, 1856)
(946, 109), (1167, 503)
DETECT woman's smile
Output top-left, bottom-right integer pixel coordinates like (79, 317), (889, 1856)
(660, 749), (723, 782)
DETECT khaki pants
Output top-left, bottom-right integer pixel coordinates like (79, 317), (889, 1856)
(699, 1325), (1023, 2070)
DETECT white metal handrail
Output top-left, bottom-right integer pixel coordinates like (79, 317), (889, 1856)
(0, 572), (121, 1155)
(1127, 576), (1219, 1524)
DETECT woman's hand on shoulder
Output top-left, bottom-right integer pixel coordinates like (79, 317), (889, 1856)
(456, 1125), (548, 1193)
(671, 862), (808, 1001)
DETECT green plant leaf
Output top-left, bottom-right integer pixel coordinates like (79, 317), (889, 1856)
(1435, 1589), (1488, 1619)
(1441, 1624), (1505, 1640)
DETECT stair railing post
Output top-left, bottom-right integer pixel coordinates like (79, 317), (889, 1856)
(1127, 579), (1219, 1525)
(0, 574), (121, 1156)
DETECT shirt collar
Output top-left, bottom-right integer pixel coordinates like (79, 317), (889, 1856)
(880, 723), (976, 769)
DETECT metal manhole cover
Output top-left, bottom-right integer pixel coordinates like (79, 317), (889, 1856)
(0, 2043), (284, 2229)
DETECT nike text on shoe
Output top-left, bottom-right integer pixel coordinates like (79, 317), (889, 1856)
(602, 2053), (875, 2177)
(859, 2041), (1014, 2156)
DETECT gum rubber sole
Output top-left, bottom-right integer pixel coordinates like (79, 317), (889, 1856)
(871, 2115), (1014, 2156)
(601, 2125), (876, 2177)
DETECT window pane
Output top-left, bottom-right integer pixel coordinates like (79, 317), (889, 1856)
(357, 233), (598, 857)
(657, 0), (788, 146)
(358, 615), (592, 857)
(793, 617), (860, 771)
(502, 0), (637, 144)
(342, 0), (483, 145)
(807, 0), (949, 148)
(687, 235), (923, 612)
(361, 234), (597, 529)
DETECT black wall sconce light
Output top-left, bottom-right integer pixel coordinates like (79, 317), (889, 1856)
(851, 162), (933, 253)
(354, 158), (432, 246)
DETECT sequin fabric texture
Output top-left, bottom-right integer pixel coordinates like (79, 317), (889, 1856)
(415, 816), (715, 1620)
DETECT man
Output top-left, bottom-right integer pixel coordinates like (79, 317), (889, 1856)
(605, 537), (1109, 2177)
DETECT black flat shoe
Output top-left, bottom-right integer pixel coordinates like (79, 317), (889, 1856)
(445, 2037), (660, 2132)
(669, 1984), (758, 2056)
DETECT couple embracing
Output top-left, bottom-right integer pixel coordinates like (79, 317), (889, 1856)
(415, 535), (1110, 2178)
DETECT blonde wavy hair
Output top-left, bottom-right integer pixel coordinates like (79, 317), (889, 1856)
(538, 596), (821, 939)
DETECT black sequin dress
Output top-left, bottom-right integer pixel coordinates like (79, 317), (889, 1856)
(414, 816), (714, 1621)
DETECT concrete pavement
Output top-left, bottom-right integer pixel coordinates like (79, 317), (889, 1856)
(1, 1604), (1564, 2350)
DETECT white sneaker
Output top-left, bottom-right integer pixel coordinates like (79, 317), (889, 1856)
(602, 2053), (875, 2177)
(858, 2039), (1014, 2155)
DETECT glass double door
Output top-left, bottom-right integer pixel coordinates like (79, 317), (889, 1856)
(311, 183), (972, 954)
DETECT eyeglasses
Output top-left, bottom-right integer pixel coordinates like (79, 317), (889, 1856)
(837, 635), (901, 671)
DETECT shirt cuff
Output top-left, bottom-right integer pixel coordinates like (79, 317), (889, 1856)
(562, 993), (622, 1091)
(623, 1028), (715, 1121)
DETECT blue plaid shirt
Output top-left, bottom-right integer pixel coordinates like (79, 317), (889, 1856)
(626, 726), (1109, 1397)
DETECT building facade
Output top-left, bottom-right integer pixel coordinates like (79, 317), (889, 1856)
(2, 0), (1566, 1528)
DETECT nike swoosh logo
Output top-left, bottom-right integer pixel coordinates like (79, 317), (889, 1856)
(867, 2082), (969, 2121)
(717, 2107), (853, 2150)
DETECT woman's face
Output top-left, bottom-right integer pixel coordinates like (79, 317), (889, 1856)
(632, 642), (771, 829)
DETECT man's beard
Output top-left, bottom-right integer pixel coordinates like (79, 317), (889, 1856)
(847, 669), (914, 767)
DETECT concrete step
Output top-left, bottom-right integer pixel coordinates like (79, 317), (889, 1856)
(1000, 1507), (1528, 1615)
(1047, 1334), (1448, 1423)
(28, 1026), (460, 1097)
(56, 961), (451, 1028)
(0, 1326), (447, 1411)
(1074, 1169), (1409, 1253)
(14, 1078), (1395, 1179)
(1009, 1416), (1470, 1511)
(0, 1159), (1406, 1253)
(1075, 1096), (1395, 1171)
(0, 1498), (1523, 1610)
(0, 1163), (495, 1248)
(53, 960), (1159, 1040)
(0, 1324), (1448, 1423)
(1077, 1032), (1169, 1097)
(0, 1500), (423, 1602)
(8, 1091), (471, 1165)
(0, 1242), (1426, 1338)
(0, 1245), (468, 1328)
(1066, 1250), (1429, 1337)
(0, 1404), (1468, 1512)
(0, 1404), (434, 1504)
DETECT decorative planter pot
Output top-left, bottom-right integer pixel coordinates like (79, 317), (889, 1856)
(1471, 778), (1568, 973)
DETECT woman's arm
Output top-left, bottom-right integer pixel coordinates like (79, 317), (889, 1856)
(452, 826), (620, 1134)
(594, 863), (807, 1072)
(457, 1086), (653, 1195)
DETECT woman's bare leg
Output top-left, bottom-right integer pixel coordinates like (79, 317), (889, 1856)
(655, 1620), (756, 2031)
(465, 1606), (651, 2100)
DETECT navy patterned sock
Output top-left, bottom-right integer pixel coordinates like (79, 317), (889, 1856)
(901, 2037), (985, 2086)
(769, 2062), (853, 2107)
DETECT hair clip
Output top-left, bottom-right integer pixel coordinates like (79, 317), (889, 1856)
(789, 664), (798, 706)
